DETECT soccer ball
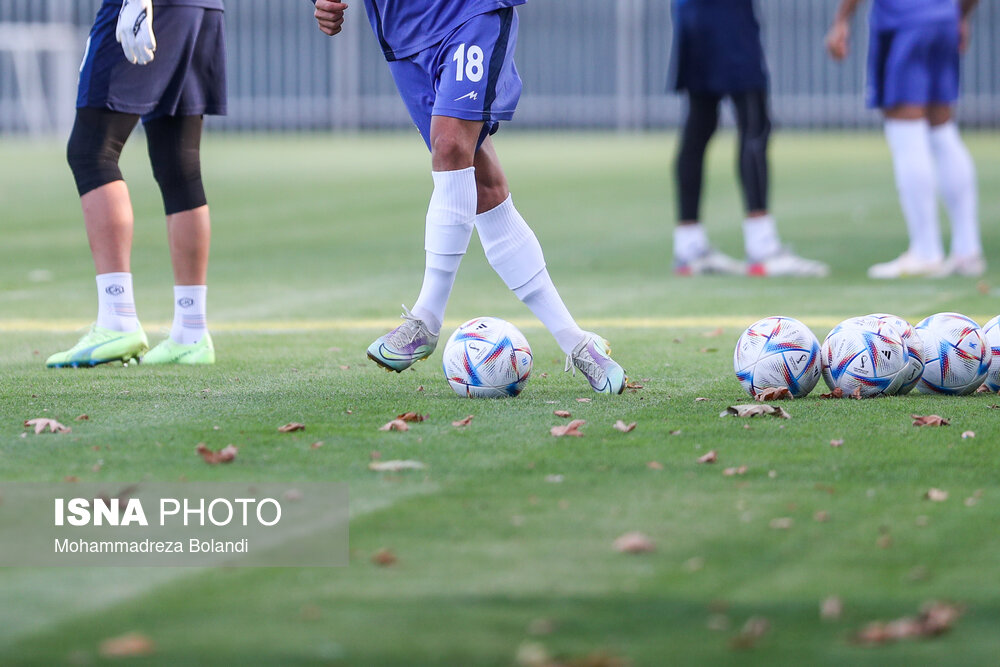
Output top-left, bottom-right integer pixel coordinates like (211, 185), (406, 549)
(821, 316), (908, 398)
(915, 312), (991, 395)
(983, 315), (1000, 392)
(869, 313), (925, 395)
(442, 317), (533, 398)
(733, 316), (821, 398)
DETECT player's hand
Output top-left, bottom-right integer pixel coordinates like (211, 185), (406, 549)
(315, 1), (348, 36)
(116, 0), (156, 65)
(959, 18), (971, 53)
(825, 20), (850, 61)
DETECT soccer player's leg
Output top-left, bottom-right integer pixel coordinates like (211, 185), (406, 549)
(142, 114), (216, 365)
(732, 91), (828, 278)
(48, 108), (149, 368)
(867, 27), (945, 279)
(673, 93), (743, 276)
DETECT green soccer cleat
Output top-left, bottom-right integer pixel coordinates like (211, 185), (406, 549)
(565, 332), (628, 395)
(366, 306), (438, 372)
(46, 324), (149, 368)
(142, 333), (216, 365)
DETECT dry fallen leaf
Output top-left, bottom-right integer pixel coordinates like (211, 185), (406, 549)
(912, 414), (949, 427)
(647, 461), (664, 470)
(697, 450), (718, 464)
(821, 596), (843, 621)
(814, 510), (830, 522)
(371, 548), (398, 567)
(553, 410), (572, 418)
(720, 404), (791, 419)
(551, 419), (586, 437)
(702, 327), (725, 338)
(23, 418), (71, 434)
(755, 387), (791, 402)
(694, 397), (709, 402)
(451, 415), (474, 427)
(723, 466), (748, 477)
(625, 381), (644, 391)
(925, 488), (949, 502)
(819, 387), (844, 399)
(396, 412), (428, 423)
(730, 616), (770, 650)
(368, 460), (426, 472)
(670, 429), (682, 436)
(75, 414), (89, 421)
(613, 531), (655, 553)
(378, 419), (409, 432)
(769, 517), (793, 530)
(576, 398), (592, 403)
(99, 632), (156, 658)
(961, 430), (975, 439)
(310, 441), (324, 449)
(853, 601), (963, 646)
(195, 443), (238, 464)
(613, 420), (637, 433)
(700, 347), (718, 353)
(278, 422), (306, 433)
(830, 439), (844, 448)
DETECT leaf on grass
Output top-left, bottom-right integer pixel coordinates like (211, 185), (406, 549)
(75, 414), (89, 421)
(545, 474), (564, 483)
(451, 415), (474, 427)
(720, 404), (791, 419)
(553, 410), (572, 418)
(702, 327), (725, 338)
(697, 450), (718, 464)
(551, 419), (586, 437)
(850, 387), (863, 400)
(925, 488), (949, 502)
(975, 384), (994, 394)
(819, 388), (844, 399)
(576, 398), (592, 403)
(769, 517), (793, 530)
(912, 414), (949, 427)
(830, 439), (844, 448)
(625, 381), (644, 391)
(378, 419), (409, 432)
(723, 466), (748, 477)
(700, 347), (718, 353)
(99, 632), (156, 658)
(278, 422), (306, 433)
(310, 441), (324, 449)
(647, 461), (664, 470)
(821, 596), (843, 621)
(371, 548), (398, 567)
(368, 459), (426, 472)
(195, 443), (238, 464)
(730, 616), (770, 650)
(670, 429), (682, 436)
(23, 418), (71, 434)
(755, 387), (791, 402)
(853, 601), (963, 646)
(396, 412), (428, 423)
(814, 511), (830, 523)
(613, 531), (655, 554)
(695, 397), (709, 402)
(613, 420), (637, 433)
(961, 430), (975, 439)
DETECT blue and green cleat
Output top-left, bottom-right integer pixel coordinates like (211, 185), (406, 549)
(46, 325), (149, 368)
(142, 333), (216, 365)
(366, 306), (438, 372)
(565, 332), (628, 394)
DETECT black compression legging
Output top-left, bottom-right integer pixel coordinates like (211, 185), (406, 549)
(675, 89), (771, 222)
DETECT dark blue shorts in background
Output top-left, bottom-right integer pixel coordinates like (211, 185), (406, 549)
(867, 19), (960, 109)
(77, 5), (227, 121)
(669, 0), (768, 95)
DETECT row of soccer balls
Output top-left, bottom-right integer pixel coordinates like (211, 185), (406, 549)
(734, 313), (1000, 399)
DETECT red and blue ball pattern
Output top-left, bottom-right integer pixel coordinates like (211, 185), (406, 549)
(916, 313), (991, 396)
(443, 317), (533, 398)
(734, 316), (822, 399)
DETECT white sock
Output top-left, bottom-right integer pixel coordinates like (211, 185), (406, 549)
(171, 285), (207, 345)
(930, 122), (980, 258)
(477, 196), (584, 355)
(884, 119), (944, 262)
(95, 272), (139, 332)
(743, 214), (781, 262)
(673, 223), (710, 262)
(411, 168), (477, 334)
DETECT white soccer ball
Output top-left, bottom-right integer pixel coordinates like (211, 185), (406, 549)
(869, 313), (925, 395)
(822, 316), (908, 398)
(442, 317), (532, 398)
(733, 316), (821, 398)
(915, 312), (991, 395)
(983, 315), (1000, 392)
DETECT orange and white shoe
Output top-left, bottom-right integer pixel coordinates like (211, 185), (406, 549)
(748, 248), (829, 278)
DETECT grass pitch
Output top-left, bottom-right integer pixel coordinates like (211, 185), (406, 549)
(1, 131), (999, 665)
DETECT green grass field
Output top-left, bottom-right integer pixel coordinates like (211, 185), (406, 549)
(1, 131), (999, 665)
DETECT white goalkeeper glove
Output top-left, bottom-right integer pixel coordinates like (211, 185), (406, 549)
(116, 0), (156, 65)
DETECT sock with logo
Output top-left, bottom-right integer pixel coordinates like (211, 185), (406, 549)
(95, 272), (139, 332)
(170, 285), (208, 345)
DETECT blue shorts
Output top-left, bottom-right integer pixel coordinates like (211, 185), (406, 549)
(77, 5), (227, 121)
(867, 20), (960, 109)
(387, 8), (521, 151)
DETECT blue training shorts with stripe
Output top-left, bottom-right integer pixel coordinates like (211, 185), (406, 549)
(867, 18), (960, 109)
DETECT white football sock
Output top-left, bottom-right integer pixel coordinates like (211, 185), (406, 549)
(95, 272), (139, 332)
(170, 285), (207, 345)
(477, 196), (584, 355)
(411, 168), (477, 334)
(930, 122), (980, 258)
(673, 223), (710, 262)
(884, 119), (944, 262)
(742, 214), (781, 262)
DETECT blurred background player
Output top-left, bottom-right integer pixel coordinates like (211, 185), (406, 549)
(827, 0), (983, 278)
(312, 0), (627, 394)
(669, 0), (829, 277)
(46, 0), (225, 367)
